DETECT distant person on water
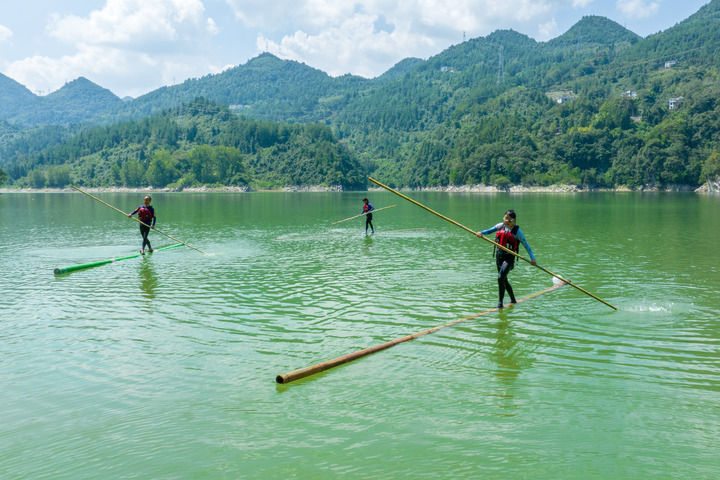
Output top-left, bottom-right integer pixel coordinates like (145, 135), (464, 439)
(477, 209), (536, 308)
(362, 198), (375, 234)
(128, 195), (156, 254)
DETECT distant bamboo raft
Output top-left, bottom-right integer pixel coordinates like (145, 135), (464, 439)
(54, 243), (184, 275)
(276, 281), (566, 384)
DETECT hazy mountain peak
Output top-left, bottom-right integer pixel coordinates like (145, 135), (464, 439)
(376, 57), (425, 81)
(47, 77), (119, 100)
(549, 15), (640, 47)
(485, 29), (537, 46)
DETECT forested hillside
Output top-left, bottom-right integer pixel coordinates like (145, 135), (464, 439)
(2, 1), (720, 189)
(111, 53), (369, 124)
(0, 76), (122, 126)
(332, 7), (720, 188)
(0, 74), (37, 121)
(3, 98), (365, 190)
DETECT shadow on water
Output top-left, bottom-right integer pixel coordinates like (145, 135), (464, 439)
(362, 233), (373, 253)
(490, 308), (533, 414)
(139, 258), (157, 300)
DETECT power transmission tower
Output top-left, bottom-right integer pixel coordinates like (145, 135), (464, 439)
(497, 45), (504, 85)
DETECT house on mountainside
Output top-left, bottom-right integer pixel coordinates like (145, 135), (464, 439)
(664, 60), (677, 69)
(546, 90), (576, 104)
(669, 96), (683, 110)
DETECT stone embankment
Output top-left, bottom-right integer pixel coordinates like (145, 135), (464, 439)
(695, 178), (720, 192)
(3, 181), (718, 193)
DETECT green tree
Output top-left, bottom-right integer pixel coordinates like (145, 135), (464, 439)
(46, 165), (72, 187)
(120, 159), (145, 187)
(701, 150), (720, 182)
(214, 146), (247, 185)
(29, 169), (47, 188)
(144, 150), (178, 186)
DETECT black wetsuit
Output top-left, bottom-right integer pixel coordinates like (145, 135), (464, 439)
(363, 203), (374, 233)
(480, 222), (535, 307)
(130, 205), (155, 251)
(496, 251), (516, 305)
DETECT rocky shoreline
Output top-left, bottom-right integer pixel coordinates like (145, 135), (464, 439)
(1, 182), (717, 193)
(695, 179), (720, 192)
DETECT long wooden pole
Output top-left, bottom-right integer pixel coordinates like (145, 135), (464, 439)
(331, 204), (397, 224)
(71, 185), (207, 255)
(276, 281), (566, 384)
(368, 177), (617, 310)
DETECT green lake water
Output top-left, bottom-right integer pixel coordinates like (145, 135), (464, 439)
(1, 191), (718, 479)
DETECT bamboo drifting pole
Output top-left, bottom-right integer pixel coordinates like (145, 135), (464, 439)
(368, 177), (617, 311)
(276, 281), (566, 384)
(70, 186), (207, 255)
(331, 204), (397, 224)
(54, 243), (184, 275)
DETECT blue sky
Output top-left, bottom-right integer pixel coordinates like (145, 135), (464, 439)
(0, 0), (711, 98)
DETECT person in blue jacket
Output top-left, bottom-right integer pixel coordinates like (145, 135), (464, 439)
(477, 209), (536, 308)
(362, 198), (375, 234)
(128, 195), (156, 254)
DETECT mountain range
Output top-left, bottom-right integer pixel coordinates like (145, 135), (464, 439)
(2, 0), (720, 189)
(0, 14), (644, 128)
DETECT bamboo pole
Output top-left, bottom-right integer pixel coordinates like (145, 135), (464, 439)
(54, 243), (184, 275)
(70, 186), (207, 255)
(368, 177), (617, 311)
(331, 204), (397, 224)
(276, 281), (566, 384)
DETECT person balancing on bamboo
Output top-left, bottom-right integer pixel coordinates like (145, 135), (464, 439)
(128, 195), (156, 254)
(362, 197), (375, 234)
(477, 209), (536, 308)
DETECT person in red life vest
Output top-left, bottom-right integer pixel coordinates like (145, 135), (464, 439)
(362, 198), (375, 234)
(477, 209), (536, 308)
(128, 195), (156, 254)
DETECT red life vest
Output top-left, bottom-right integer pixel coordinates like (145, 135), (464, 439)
(495, 225), (519, 253)
(138, 206), (154, 223)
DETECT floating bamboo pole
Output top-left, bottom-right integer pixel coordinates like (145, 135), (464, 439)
(367, 177), (617, 311)
(331, 204), (397, 224)
(276, 281), (566, 384)
(70, 185), (207, 255)
(54, 243), (184, 275)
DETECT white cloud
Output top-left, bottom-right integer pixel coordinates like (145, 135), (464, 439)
(6, 0), (219, 97)
(247, 0), (556, 78)
(0, 24), (12, 42)
(538, 18), (559, 40)
(572, 0), (594, 7)
(258, 13), (435, 77)
(616, 0), (659, 18)
(49, 0), (217, 52)
(229, 0), (554, 35)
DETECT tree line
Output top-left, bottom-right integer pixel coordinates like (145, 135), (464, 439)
(4, 98), (366, 190)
